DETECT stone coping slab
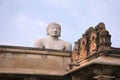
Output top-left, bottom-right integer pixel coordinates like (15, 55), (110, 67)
(0, 45), (71, 57)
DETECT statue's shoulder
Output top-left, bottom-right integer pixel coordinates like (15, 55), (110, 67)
(34, 38), (45, 48)
(61, 39), (71, 45)
(35, 38), (44, 43)
(60, 39), (72, 51)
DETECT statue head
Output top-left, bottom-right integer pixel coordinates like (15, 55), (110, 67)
(46, 22), (61, 37)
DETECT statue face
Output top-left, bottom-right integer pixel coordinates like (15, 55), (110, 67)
(47, 24), (61, 37)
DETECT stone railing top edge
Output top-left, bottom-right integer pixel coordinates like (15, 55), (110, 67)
(0, 45), (71, 57)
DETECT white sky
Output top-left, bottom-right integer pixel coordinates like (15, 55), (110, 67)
(0, 0), (120, 48)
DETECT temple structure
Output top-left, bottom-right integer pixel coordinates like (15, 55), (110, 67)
(0, 22), (120, 80)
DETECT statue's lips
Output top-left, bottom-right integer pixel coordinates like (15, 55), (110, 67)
(54, 32), (58, 34)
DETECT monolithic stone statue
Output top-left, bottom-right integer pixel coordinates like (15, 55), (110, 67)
(34, 22), (72, 51)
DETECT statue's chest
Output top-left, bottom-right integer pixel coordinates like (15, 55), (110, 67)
(44, 40), (65, 50)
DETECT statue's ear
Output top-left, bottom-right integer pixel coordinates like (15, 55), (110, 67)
(59, 29), (61, 37)
(59, 33), (61, 37)
(47, 31), (49, 35)
(46, 27), (49, 35)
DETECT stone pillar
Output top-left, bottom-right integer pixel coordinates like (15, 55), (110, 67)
(93, 68), (115, 80)
(24, 77), (39, 80)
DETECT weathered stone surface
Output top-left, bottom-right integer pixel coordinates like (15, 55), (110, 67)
(72, 22), (111, 63)
(70, 22), (120, 80)
(0, 45), (71, 76)
(0, 22), (120, 80)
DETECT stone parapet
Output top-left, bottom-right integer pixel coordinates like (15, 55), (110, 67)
(0, 45), (71, 76)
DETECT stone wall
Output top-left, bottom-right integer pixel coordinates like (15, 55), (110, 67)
(0, 45), (71, 80)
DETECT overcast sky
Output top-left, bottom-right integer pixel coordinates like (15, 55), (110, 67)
(0, 0), (120, 48)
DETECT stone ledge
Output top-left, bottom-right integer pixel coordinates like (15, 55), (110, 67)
(0, 68), (65, 76)
(65, 56), (120, 75)
(0, 45), (71, 75)
(0, 45), (71, 57)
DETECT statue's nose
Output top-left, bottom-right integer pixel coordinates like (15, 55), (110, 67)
(53, 28), (57, 31)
